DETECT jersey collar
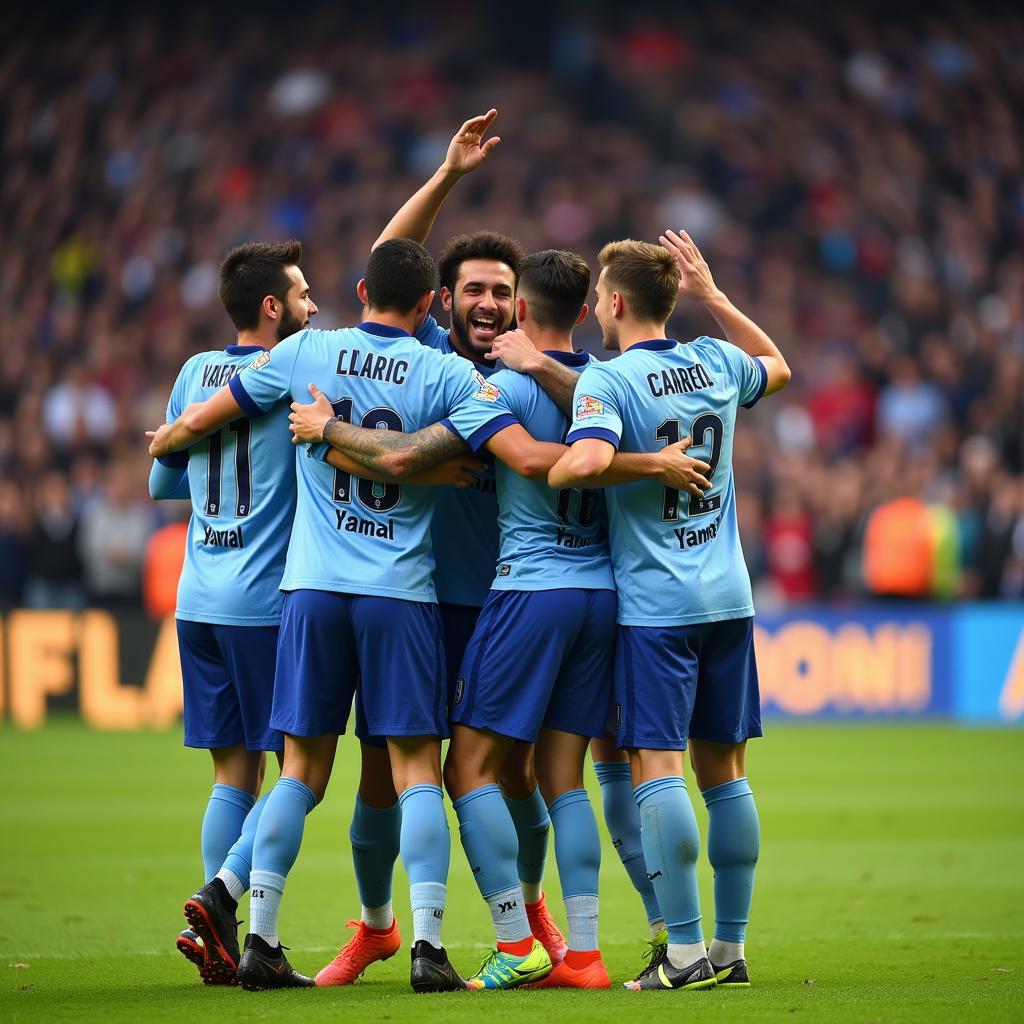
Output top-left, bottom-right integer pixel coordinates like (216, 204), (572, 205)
(629, 339), (677, 352)
(225, 344), (267, 355)
(358, 321), (409, 339)
(544, 349), (590, 367)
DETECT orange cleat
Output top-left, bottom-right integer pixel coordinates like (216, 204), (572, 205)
(527, 950), (610, 989)
(315, 918), (401, 986)
(525, 892), (567, 967)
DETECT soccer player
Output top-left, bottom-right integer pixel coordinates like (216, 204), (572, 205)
(314, 110), (578, 985)
(287, 249), (709, 990)
(548, 231), (791, 991)
(149, 239), (489, 992)
(147, 240), (316, 985)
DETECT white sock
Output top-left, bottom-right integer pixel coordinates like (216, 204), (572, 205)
(650, 918), (666, 938)
(667, 939), (708, 970)
(709, 938), (744, 965)
(215, 868), (244, 901)
(486, 885), (531, 944)
(564, 894), (599, 951)
(249, 870), (286, 946)
(521, 881), (542, 903)
(410, 881), (446, 948)
(361, 902), (393, 930)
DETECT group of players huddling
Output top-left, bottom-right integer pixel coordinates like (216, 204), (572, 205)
(147, 110), (790, 995)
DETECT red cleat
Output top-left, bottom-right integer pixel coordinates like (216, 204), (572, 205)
(315, 918), (401, 986)
(525, 892), (567, 967)
(526, 950), (611, 989)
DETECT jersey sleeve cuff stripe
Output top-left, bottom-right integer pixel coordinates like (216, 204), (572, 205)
(742, 358), (768, 409)
(156, 451), (189, 468)
(566, 426), (621, 449)
(462, 413), (518, 452)
(228, 375), (266, 418)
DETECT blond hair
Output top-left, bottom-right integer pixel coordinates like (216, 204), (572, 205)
(598, 239), (680, 325)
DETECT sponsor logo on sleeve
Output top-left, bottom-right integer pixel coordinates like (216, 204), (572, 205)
(248, 351), (271, 371)
(576, 395), (604, 419)
(473, 371), (501, 403)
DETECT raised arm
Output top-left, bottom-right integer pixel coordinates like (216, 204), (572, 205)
(660, 229), (791, 395)
(147, 386), (245, 458)
(484, 329), (577, 416)
(373, 110), (501, 249)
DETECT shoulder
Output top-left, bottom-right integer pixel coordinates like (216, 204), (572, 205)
(414, 313), (453, 353)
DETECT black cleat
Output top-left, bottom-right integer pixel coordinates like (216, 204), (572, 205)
(624, 954), (717, 991)
(183, 879), (240, 985)
(712, 958), (751, 986)
(410, 939), (467, 993)
(237, 933), (315, 991)
(631, 929), (668, 983)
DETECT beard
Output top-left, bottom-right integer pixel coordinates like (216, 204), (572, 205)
(276, 305), (307, 342)
(448, 306), (486, 360)
(601, 321), (620, 352)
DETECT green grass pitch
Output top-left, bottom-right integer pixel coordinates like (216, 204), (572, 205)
(1, 719), (1021, 1022)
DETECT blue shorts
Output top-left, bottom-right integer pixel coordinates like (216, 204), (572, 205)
(356, 600), (479, 748)
(615, 616), (762, 751)
(177, 620), (283, 752)
(451, 588), (617, 743)
(271, 589), (447, 739)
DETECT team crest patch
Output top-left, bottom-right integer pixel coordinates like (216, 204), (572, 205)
(498, 564), (511, 577)
(248, 351), (271, 371)
(576, 395), (603, 418)
(473, 371), (501, 403)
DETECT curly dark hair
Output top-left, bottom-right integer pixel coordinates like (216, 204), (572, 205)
(437, 231), (525, 293)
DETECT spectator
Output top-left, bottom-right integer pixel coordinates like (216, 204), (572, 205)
(25, 472), (85, 610)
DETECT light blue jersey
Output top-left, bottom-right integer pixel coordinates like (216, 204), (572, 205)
(229, 322), (481, 603)
(416, 313), (500, 607)
(164, 345), (296, 626)
(565, 336), (768, 626)
(445, 350), (615, 592)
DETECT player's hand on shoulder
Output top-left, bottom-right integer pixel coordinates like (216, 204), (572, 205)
(486, 328), (538, 372)
(146, 423), (173, 457)
(442, 109), (501, 177)
(659, 229), (719, 304)
(289, 383), (334, 444)
(656, 437), (712, 495)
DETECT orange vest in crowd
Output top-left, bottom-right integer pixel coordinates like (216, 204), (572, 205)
(143, 522), (188, 619)
(863, 497), (934, 597)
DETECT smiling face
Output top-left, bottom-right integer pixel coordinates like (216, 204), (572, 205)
(442, 258), (516, 359)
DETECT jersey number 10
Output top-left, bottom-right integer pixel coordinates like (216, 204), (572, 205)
(329, 398), (404, 513)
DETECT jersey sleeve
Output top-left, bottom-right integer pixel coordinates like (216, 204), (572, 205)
(441, 363), (517, 453)
(565, 363), (624, 450)
(229, 334), (305, 416)
(415, 313), (453, 354)
(708, 337), (768, 408)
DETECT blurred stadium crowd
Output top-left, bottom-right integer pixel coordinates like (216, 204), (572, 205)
(1, 1), (1022, 611)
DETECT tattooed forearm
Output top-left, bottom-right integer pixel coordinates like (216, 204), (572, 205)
(322, 419), (468, 477)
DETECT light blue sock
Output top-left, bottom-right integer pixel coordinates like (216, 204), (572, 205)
(219, 791), (271, 894)
(634, 776), (703, 946)
(399, 784), (450, 947)
(349, 796), (402, 911)
(593, 760), (663, 926)
(549, 788), (601, 951)
(249, 777), (318, 946)
(503, 787), (550, 892)
(703, 777), (760, 944)
(201, 784), (255, 883)
(454, 784), (522, 899)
